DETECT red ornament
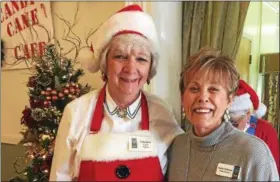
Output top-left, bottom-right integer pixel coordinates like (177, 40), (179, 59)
(75, 88), (80, 94)
(51, 90), (57, 95)
(21, 107), (32, 125)
(63, 89), (69, 94)
(45, 91), (51, 96)
(52, 96), (58, 101)
(29, 99), (44, 108)
(43, 101), (51, 107)
(70, 87), (76, 94)
(41, 91), (46, 95)
(46, 96), (51, 101)
(46, 87), (52, 91)
(58, 92), (64, 98)
(27, 76), (36, 87)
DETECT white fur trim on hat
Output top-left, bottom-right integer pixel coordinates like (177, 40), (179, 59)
(80, 130), (158, 161)
(77, 10), (159, 73)
(229, 93), (253, 113)
(254, 102), (267, 118)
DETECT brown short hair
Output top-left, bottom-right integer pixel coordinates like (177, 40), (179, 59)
(179, 47), (240, 96)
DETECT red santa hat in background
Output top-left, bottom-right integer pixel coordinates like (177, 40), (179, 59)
(77, 4), (159, 74)
(229, 79), (267, 118)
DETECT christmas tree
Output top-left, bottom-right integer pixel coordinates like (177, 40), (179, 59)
(11, 43), (91, 182)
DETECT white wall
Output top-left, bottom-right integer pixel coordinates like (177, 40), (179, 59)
(260, 2), (279, 54)
(149, 2), (183, 123)
(242, 2), (262, 91)
(242, 2), (279, 100)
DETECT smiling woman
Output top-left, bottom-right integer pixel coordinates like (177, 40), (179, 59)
(49, 4), (183, 181)
(105, 34), (152, 108)
(167, 47), (279, 181)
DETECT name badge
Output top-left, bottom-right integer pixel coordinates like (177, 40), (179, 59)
(128, 136), (153, 152)
(216, 163), (241, 179)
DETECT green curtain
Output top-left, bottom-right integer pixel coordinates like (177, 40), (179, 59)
(182, 1), (250, 67)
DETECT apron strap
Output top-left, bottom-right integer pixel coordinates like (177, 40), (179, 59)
(141, 93), (149, 130)
(90, 84), (149, 132)
(90, 85), (106, 132)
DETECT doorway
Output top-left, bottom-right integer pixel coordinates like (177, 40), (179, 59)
(235, 37), (252, 83)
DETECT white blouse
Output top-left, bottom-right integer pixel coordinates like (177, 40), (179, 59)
(49, 87), (183, 181)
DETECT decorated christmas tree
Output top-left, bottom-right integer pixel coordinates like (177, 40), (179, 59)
(11, 43), (91, 182)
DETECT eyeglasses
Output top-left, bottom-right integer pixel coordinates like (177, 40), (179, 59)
(230, 115), (247, 128)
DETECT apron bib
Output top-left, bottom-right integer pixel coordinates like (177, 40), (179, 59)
(77, 85), (164, 181)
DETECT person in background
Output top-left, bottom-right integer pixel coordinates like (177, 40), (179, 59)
(229, 79), (279, 174)
(50, 4), (183, 181)
(167, 47), (279, 181)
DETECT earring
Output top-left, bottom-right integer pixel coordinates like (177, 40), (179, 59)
(102, 72), (107, 82)
(223, 108), (230, 122)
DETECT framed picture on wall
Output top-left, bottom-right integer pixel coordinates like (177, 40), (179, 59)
(1, 1), (53, 70)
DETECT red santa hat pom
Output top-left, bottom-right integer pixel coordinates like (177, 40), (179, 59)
(77, 4), (159, 73)
(253, 102), (267, 118)
(229, 80), (259, 115)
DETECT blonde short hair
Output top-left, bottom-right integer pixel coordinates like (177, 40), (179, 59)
(179, 47), (240, 95)
(99, 34), (159, 80)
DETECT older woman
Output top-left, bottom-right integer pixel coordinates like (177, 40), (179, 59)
(49, 4), (183, 181)
(229, 79), (279, 173)
(167, 48), (279, 181)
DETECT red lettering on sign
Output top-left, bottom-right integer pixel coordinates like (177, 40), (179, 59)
(6, 8), (39, 37)
(14, 42), (46, 59)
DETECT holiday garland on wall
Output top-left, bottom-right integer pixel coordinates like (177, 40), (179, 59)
(11, 43), (91, 182)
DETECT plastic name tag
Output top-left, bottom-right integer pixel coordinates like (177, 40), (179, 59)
(128, 136), (153, 152)
(216, 163), (241, 179)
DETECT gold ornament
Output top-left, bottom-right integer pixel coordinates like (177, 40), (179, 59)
(41, 134), (50, 140)
(51, 90), (57, 95)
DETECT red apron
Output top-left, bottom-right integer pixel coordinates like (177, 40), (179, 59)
(77, 85), (164, 181)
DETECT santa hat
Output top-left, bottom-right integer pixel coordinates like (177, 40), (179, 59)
(229, 79), (267, 118)
(77, 4), (159, 73)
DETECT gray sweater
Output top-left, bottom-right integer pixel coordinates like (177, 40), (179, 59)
(167, 121), (279, 181)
